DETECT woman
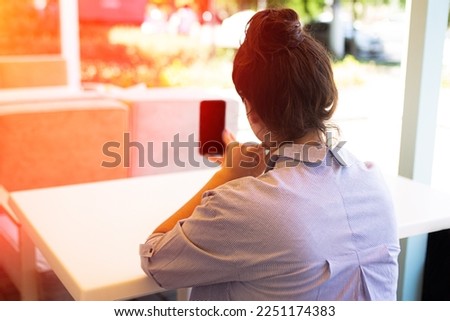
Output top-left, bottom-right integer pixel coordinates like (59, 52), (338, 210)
(140, 8), (400, 300)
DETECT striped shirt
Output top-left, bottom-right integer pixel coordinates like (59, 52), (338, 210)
(140, 144), (400, 300)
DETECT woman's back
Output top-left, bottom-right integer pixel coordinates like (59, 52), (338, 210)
(143, 146), (400, 300)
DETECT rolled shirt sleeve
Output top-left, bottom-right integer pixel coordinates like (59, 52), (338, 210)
(140, 191), (242, 290)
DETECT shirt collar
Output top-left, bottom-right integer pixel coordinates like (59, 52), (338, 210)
(265, 142), (352, 172)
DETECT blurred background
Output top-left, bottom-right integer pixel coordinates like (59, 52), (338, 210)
(0, 0), (449, 191)
(1, 0), (450, 302)
(0, 0), (417, 87)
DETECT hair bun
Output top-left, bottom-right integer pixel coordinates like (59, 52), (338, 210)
(246, 8), (303, 55)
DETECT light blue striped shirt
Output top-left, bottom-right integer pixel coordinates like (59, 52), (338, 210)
(140, 144), (400, 300)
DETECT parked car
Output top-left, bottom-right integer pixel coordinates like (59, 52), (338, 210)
(350, 24), (384, 60)
(306, 19), (385, 61)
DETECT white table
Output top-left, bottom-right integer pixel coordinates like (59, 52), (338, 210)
(9, 169), (217, 300)
(386, 175), (450, 239)
(9, 169), (450, 300)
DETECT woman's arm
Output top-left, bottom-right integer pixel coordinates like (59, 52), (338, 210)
(152, 130), (266, 234)
(152, 169), (233, 233)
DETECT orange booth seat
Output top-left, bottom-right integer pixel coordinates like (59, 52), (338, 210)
(0, 99), (129, 191)
(0, 97), (130, 300)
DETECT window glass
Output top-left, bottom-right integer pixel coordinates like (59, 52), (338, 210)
(432, 21), (450, 194)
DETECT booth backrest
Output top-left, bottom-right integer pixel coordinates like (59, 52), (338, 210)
(0, 98), (129, 191)
(110, 87), (240, 176)
(0, 55), (67, 89)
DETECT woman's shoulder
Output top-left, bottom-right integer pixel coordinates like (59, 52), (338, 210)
(204, 175), (272, 200)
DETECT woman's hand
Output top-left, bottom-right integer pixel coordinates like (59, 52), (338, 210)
(208, 130), (267, 182)
(152, 130), (267, 234)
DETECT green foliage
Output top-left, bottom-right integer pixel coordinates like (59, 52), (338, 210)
(266, 0), (327, 22)
(235, 0), (258, 10)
